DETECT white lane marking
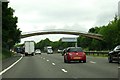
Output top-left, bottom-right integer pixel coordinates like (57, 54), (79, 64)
(90, 61), (96, 64)
(47, 60), (49, 62)
(43, 58), (45, 59)
(61, 69), (67, 73)
(52, 63), (55, 66)
(0, 54), (23, 75)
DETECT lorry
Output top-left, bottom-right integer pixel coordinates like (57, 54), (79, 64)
(24, 41), (35, 56)
(44, 46), (53, 54)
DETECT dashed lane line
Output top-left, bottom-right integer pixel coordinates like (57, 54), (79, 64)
(47, 60), (49, 62)
(61, 69), (67, 73)
(0, 54), (23, 75)
(52, 63), (55, 66)
(90, 61), (96, 64)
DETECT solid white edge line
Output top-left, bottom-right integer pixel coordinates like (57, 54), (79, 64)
(0, 54), (23, 75)
(61, 69), (67, 73)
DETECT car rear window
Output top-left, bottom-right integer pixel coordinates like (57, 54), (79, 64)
(48, 49), (53, 51)
(68, 48), (83, 52)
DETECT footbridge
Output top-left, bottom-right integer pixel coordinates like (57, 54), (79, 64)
(21, 29), (103, 40)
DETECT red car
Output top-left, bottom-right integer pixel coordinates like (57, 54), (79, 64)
(64, 47), (86, 63)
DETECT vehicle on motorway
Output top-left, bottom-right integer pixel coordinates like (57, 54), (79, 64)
(35, 49), (41, 55)
(15, 47), (24, 54)
(47, 48), (53, 54)
(64, 47), (86, 63)
(57, 49), (63, 53)
(45, 46), (53, 54)
(24, 41), (35, 56)
(108, 45), (120, 64)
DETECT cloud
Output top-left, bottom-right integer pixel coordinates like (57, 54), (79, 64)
(92, 0), (119, 26)
(94, 12), (116, 27)
(62, 23), (88, 32)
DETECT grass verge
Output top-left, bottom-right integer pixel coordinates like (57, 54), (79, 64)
(1, 48), (14, 60)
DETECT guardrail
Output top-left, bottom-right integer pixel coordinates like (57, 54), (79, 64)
(85, 51), (109, 56)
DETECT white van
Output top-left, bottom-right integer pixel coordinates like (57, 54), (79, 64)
(47, 49), (53, 54)
(24, 41), (35, 56)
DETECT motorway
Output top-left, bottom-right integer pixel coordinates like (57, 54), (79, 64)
(1, 53), (120, 79)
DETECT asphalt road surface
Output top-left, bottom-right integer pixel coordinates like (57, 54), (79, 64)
(1, 53), (119, 79)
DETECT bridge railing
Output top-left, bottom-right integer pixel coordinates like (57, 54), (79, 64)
(21, 29), (103, 40)
(85, 51), (109, 56)
(21, 29), (87, 35)
(21, 29), (102, 36)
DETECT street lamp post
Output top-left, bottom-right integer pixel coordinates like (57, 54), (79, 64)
(118, 1), (120, 18)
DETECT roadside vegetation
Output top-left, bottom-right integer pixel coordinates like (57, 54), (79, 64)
(2, 48), (14, 60)
(80, 15), (120, 51)
(2, 2), (21, 59)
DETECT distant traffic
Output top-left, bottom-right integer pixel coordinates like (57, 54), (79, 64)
(14, 41), (120, 64)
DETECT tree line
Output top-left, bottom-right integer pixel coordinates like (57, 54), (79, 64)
(35, 38), (75, 52)
(2, 2), (21, 50)
(82, 15), (120, 50)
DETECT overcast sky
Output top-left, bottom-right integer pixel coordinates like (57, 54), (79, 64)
(8, 0), (119, 43)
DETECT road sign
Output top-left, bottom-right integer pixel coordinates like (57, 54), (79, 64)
(61, 37), (77, 42)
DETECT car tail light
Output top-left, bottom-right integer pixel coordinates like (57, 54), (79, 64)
(76, 53), (78, 55)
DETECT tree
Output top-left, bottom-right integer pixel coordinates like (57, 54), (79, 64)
(98, 16), (119, 49)
(2, 2), (21, 50)
(89, 15), (120, 50)
(35, 38), (52, 51)
(77, 15), (120, 50)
